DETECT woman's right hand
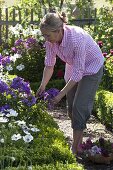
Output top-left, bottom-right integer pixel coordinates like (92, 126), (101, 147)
(36, 85), (45, 98)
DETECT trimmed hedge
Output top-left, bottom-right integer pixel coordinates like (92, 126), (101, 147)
(94, 90), (113, 129)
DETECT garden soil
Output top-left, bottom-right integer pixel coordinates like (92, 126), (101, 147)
(48, 105), (113, 170)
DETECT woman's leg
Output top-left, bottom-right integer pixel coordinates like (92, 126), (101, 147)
(71, 66), (103, 155)
(72, 130), (83, 154)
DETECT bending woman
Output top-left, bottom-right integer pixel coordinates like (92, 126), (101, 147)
(36, 12), (104, 155)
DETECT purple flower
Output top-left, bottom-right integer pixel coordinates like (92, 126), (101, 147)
(46, 88), (59, 98)
(81, 138), (93, 150)
(22, 95), (36, 106)
(14, 39), (23, 46)
(39, 88), (59, 101)
(25, 37), (37, 49)
(101, 148), (109, 157)
(11, 77), (31, 94)
(0, 104), (10, 112)
(11, 47), (17, 53)
(0, 54), (2, 63)
(1, 56), (11, 66)
(0, 80), (9, 93)
(38, 88), (59, 110)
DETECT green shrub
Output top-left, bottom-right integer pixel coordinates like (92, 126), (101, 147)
(94, 90), (113, 128)
(93, 7), (113, 52)
(5, 162), (84, 170)
(0, 103), (79, 169)
(100, 53), (113, 92)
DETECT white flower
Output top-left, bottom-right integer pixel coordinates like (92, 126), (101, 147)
(10, 157), (16, 161)
(0, 111), (3, 115)
(31, 29), (41, 36)
(16, 64), (25, 71)
(8, 123), (13, 128)
(89, 145), (101, 156)
(31, 127), (40, 132)
(16, 120), (26, 126)
(6, 65), (13, 71)
(0, 138), (4, 143)
(6, 109), (18, 117)
(9, 24), (23, 36)
(23, 28), (32, 36)
(14, 53), (22, 59)
(0, 117), (9, 123)
(11, 134), (22, 141)
(22, 126), (30, 134)
(10, 55), (16, 62)
(9, 26), (20, 36)
(23, 134), (33, 143)
(28, 166), (32, 170)
(23, 130), (30, 135)
(29, 124), (33, 127)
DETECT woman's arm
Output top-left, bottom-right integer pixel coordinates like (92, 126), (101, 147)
(53, 79), (76, 104)
(36, 66), (54, 96)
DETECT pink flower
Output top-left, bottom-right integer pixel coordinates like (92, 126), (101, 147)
(110, 49), (113, 55)
(103, 52), (107, 57)
(98, 41), (103, 48)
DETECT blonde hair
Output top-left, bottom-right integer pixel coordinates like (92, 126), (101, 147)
(40, 12), (67, 32)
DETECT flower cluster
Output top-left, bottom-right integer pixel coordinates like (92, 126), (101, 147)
(38, 88), (59, 110)
(81, 137), (113, 157)
(9, 24), (44, 55)
(11, 37), (41, 55)
(0, 47), (39, 146)
(97, 40), (113, 60)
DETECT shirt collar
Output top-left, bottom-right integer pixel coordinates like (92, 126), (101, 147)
(59, 25), (68, 47)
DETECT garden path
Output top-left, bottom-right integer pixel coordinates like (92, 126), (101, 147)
(48, 105), (113, 170)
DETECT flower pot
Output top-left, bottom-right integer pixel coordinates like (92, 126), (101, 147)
(88, 153), (113, 164)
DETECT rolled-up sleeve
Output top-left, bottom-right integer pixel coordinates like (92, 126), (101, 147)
(70, 37), (86, 82)
(44, 42), (56, 66)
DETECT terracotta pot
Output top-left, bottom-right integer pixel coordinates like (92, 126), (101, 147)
(88, 153), (113, 164)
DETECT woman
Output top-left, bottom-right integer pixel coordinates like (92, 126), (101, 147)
(36, 12), (104, 155)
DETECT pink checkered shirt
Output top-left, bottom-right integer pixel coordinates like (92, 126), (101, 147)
(44, 25), (104, 82)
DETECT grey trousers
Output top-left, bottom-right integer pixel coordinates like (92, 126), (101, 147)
(66, 66), (103, 130)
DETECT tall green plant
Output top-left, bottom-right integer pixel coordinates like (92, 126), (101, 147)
(93, 7), (113, 52)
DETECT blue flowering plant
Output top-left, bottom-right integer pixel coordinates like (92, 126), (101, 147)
(0, 54), (36, 111)
(0, 51), (42, 168)
(38, 88), (60, 110)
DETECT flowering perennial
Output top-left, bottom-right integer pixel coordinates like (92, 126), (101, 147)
(81, 137), (113, 157)
(38, 88), (59, 109)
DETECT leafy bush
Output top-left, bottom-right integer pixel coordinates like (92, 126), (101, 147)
(5, 24), (45, 83)
(5, 162), (84, 170)
(94, 90), (113, 129)
(100, 50), (113, 91)
(93, 7), (113, 52)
